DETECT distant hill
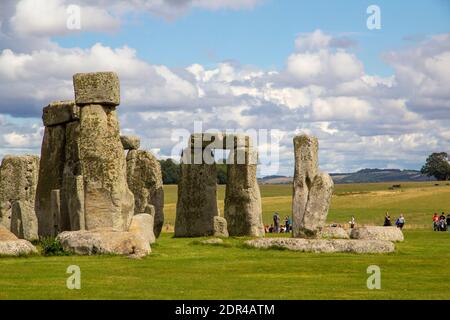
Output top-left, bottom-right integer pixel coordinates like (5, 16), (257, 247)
(259, 169), (435, 185)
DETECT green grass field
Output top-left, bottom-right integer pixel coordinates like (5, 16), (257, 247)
(1, 182), (449, 300)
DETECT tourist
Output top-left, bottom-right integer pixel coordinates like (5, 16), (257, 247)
(433, 213), (439, 231)
(273, 212), (280, 233)
(285, 216), (291, 232)
(349, 216), (356, 229)
(447, 214), (450, 232)
(396, 214), (405, 230)
(439, 212), (446, 231)
(268, 224), (274, 233)
(383, 212), (392, 226)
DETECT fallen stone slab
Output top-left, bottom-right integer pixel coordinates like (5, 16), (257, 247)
(0, 225), (37, 256)
(245, 238), (395, 254)
(350, 226), (404, 242)
(56, 230), (151, 258)
(0, 240), (38, 257)
(318, 226), (350, 239)
(0, 225), (18, 241)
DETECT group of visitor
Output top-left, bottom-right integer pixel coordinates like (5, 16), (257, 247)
(262, 210), (450, 233)
(265, 212), (292, 233)
(347, 213), (406, 230)
(432, 212), (450, 231)
(383, 212), (406, 229)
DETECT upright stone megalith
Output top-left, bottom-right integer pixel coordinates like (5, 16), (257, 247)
(126, 147), (165, 238)
(73, 72), (134, 231)
(36, 101), (78, 236)
(292, 135), (333, 238)
(225, 143), (264, 237)
(175, 147), (219, 237)
(0, 155), (40, 240)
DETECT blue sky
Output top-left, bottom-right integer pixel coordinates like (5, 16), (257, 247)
(55, 0), (450, 75)
(0, 0), (449, 175)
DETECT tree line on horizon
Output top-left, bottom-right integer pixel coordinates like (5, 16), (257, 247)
(159, 151), (450, 185)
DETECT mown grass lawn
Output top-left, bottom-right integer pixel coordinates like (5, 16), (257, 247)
(0, 182), (449, 300)
(0, 230), (449, 300)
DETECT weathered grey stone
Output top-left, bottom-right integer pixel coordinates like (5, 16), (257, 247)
(318, 226), (350, 239)
(350, 226), (404, 242)
(175, 151), (219, 237)
(62, 121), (84, 232)
(0, 240), (38, 256)
(73, 72), (120, 106)
(126, 150), (164, 237)
(42, 101), (79, 127)
(10, 201), (38, 241)
(292, 135), (319, 238)
(190, 133), (224, 149)
(300, 172), (334, 237)
(0, 155), (39, 237)
(213, 216), (229, 238)
(0, 201), (12, 231)
(190, 133), (252, 150)
(0, 225), (37, 257)
(0, 155), (39, 205)
(225, 147), (264, 237)
(245, 238), (395, 254)
(78, 104), (134, 231)
(50, 190), (61, 236)
(121, 135), (141, 150)
(128, 213), (155, 244)
(36, 124), (67, 236)
(56, 230), (150, 258)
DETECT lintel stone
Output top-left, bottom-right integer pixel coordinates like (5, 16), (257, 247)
(42, 101), (79, 127)
(73, 72), (120, 106)
(121, 135), (141, 150)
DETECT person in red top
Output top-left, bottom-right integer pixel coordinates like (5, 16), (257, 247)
(433, 213), (439, 231)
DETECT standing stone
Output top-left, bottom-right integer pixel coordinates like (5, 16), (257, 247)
(0, 155), (39, 239)
(302, 172), (334, 235)
(73, 72), (134, 231)
(225, 147), (264, 237)
(292, 135), (334, 238)
(10, 201), (38, 241)
(126, 149), (164, 237)
(175, 148), (219, 237)
(36, 101), (78, 237)
(292, 135), (318, 238)
(213, 216), (229, 238)
(128, 213), (156, 245)
(62, 120), (84, 231)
